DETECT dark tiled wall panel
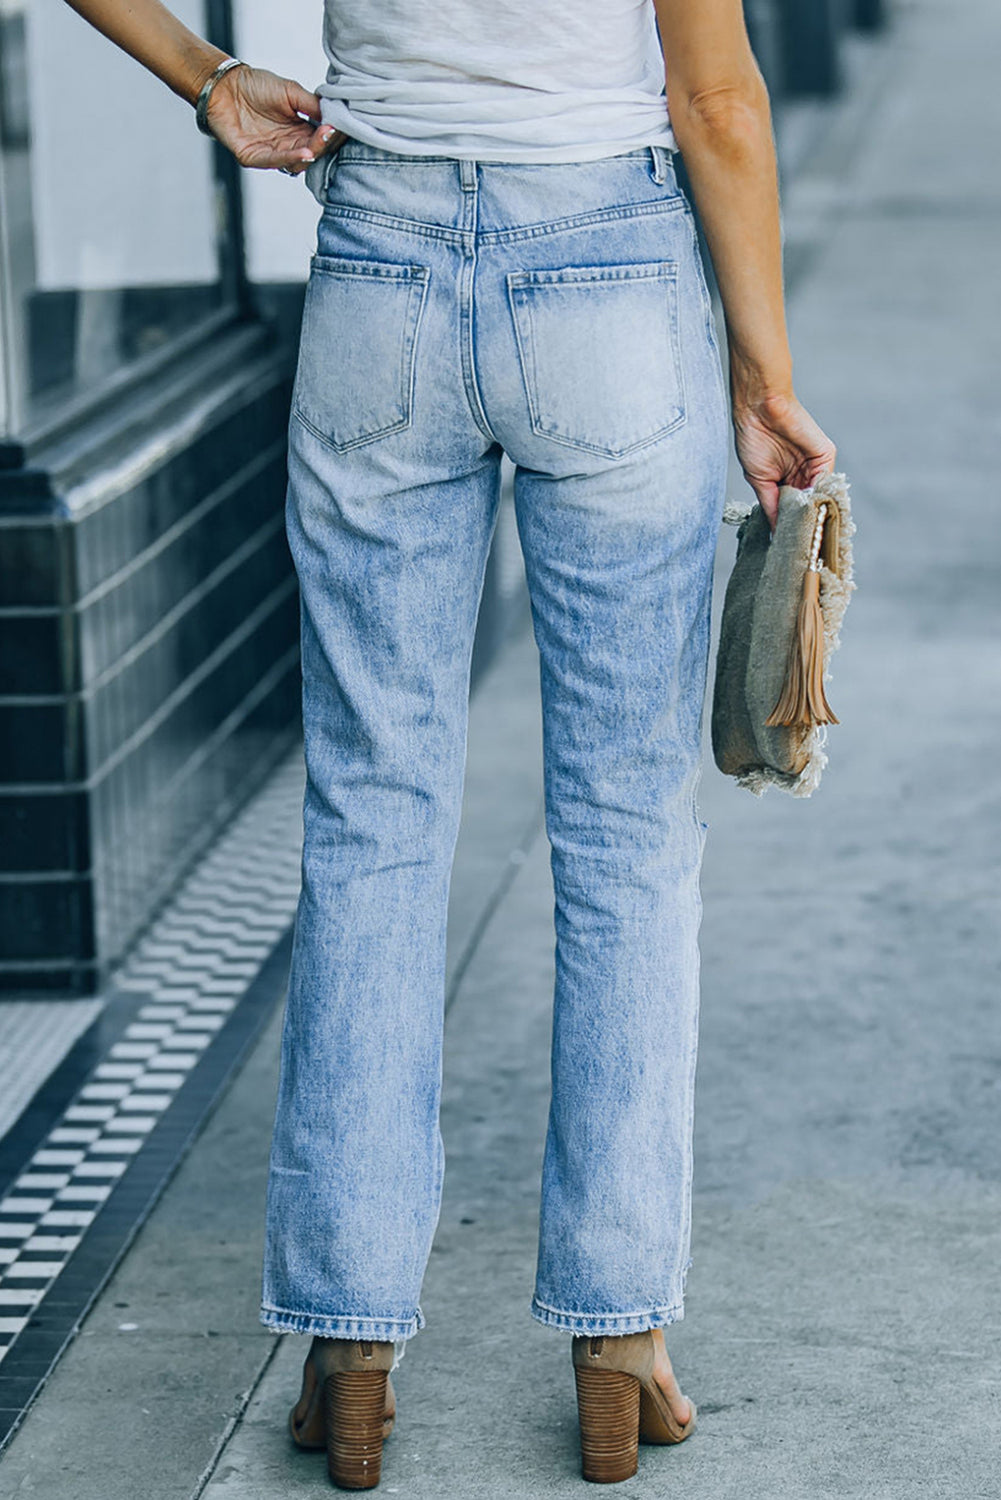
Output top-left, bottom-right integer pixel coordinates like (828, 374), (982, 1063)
(73, 383), (290, 594)
(77, 449), (287, 683)
(0, 359), (303, 992)
(0, 612), (73, 695)
(88, 601), (301, 958)
(0, 520), (68, 608)
(0, 700), (83, 783)
(0, 960), (92, 994)
(84, 518), (293, 769)
(0, 874), (94, 966)
(88, 586), (299, 868)
(90, 666), (301, 961)
(0, 789), (89, 873)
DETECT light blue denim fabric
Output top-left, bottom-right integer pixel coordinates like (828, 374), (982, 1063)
(260, 140), (729, 1344)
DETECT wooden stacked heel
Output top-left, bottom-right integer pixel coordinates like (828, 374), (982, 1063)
(288, 1337), (396, 1490)
(324, 1367), (390, 1489)
(572, 1331), (697, 1484)
(574, 1365), (642, 1483)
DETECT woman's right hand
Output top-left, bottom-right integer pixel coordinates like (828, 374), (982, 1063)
(732, 392), (837, 532)
(203, 63), (347, 174)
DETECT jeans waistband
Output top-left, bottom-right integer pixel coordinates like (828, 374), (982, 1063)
(306, 139), (678, 211)
(332, 140), (676, 179)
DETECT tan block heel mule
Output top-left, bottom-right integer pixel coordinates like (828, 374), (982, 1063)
(572, 1331), (697, 1484)
(289, 1337), (396, 1489)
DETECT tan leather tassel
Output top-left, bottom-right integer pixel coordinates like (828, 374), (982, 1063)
(765, 565), (839, 727)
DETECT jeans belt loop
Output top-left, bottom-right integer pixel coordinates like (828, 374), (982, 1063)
(649, 145), (668, 184)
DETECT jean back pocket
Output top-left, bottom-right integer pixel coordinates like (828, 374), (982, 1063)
(293, 255), (430, 453)
(506, 261), (686, 460)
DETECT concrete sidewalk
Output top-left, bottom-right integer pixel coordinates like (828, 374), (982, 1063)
(3, 0), (999, 1495)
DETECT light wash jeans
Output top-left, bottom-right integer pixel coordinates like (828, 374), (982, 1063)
(260, 140), (729, 1346)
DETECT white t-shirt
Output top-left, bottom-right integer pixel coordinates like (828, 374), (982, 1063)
(314, 0), (676, 162)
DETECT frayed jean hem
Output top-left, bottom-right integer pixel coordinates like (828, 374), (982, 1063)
(260, 1304), (424, 1343)
(530, 1294), (685, 1335)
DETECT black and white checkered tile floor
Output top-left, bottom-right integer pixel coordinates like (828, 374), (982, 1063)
(0, 745), (307, 1442)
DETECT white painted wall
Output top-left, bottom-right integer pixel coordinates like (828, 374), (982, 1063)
(233, 0), (329, 283)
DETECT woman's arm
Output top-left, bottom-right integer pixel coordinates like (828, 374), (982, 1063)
(653, 0), (836, 524)
(62, 0), (343, 171)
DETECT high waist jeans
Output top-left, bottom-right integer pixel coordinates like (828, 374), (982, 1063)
(260, 141), (729, 1344)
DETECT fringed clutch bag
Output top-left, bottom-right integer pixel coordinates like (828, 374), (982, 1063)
(711, 469), (856, 797)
